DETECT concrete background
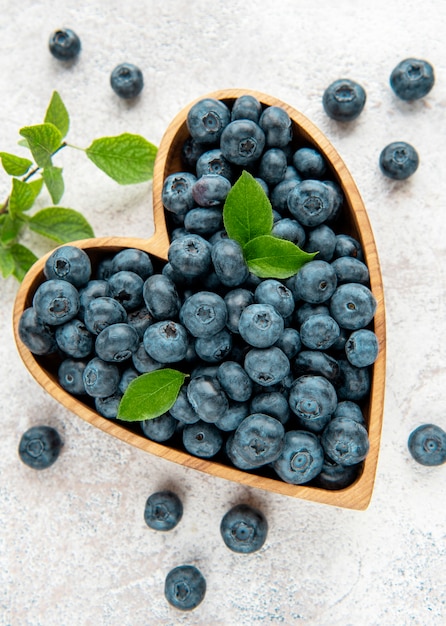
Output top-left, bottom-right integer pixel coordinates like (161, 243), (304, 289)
(1, 1), (445, 624)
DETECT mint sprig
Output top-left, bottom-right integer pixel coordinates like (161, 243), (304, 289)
(117, 369), (187, 422)
(0, 90), (158, 282)
(223, 171), (316, 279)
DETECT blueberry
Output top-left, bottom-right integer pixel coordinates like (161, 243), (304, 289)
(379, 141), (419, 180)
(299, 313), (340, 351)
(181, 137), (209, 169)
(33, 279), (80, 326)
(259, 106), (292, 148)
(287, 179), (335, 227)
(304, 225), (336, 262)
(55, 318), (93, 358)
(272, 430), (324, 484)
(407, 424), (446, 466)
(312, 457), (359, 490)
(82, 357), (121, 398)
(108, 270), (144, 311)
(169, 387), (200, 424)
(390, 58), (435, 101)
(187, 97), (231, 144)
(132, 342), (163, 374)
(214, 402), (250, 431)
(333, 234), (364, 261)
(244, 347), (290, 387)
(162, 172), (197, 216)
(192, 174), (231, 207)
(224, 288), (255, 333)
(110, 63), (144, 99)
(48, 28), (81, 61)
(18, 307), (57, 355)
(254, 279), (295, 319)
(272, 217), (306, 248)
(329, 282), (376, 330)
(220, 503), (268, 553)
(211, 238), (250, 287)
(345, 329), (379, 367)
(183, 420), (223, 458)
(216, 361), (253, 402)
(95, 323), (139, 362)
(250, 391), (290, 425)
(141, 413), (177, 442)
(274, 327), (302, 360)
(239, 303), (284, 348)
(58, 358), (87, 395)
(293, 302), (330, 325)
(110, 248), (153, 280)
(83, 296), (127, 334)
(184, 207), (223, 237)
(196, 148), (234, 180)
(186, 375), (229, 423)
(288, 375), (337, 433)
(126, 306), (155, 339)
(143, 321), (189, 364)
(180, 291), (227, 338)
(164, 565), (206, 611)
(331, 256), (369, 285)
(232, 413), (285, 468)
(144, 491), (183, 531)
(44, 245), (91, 287)
(143, 274), (181, 320)
(18, 425), (63, 470)
(220, 119), (266, 166)
(336, 358), (370, 402)
(79, 280), (110, 319)
(168, 234), (212, 280)
(270, 179), (300, 213)
(95, 393), (123, 419)
(230, 94), (262, 122)
(293, 147), (326, 179)
(118, 367), (139, 394)
(96, 256), (115, 280)
(321, 417), (370, 466)
(333, 400), (365, 424)
(322, 79), (366, 122)
(258, 148), (288, 185)
(194, 328), (232, 363)
(289, 260), (337, 304)
(293, 350), (341, 384)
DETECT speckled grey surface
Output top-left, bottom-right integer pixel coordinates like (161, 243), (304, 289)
(1, 1), (446, 624)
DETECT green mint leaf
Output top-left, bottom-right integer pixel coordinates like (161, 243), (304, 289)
(28, 177), (44, 198)
(86, 133), (158, 184)
(0, 246), (15, 278)
(223, 170), (273, 247)
(0, 152), (33, 176)
(117, 369), (187, 422)
(0, 213), (24, 245)
(19, 123), (63, 168)
(9, 178), (38, 215)
(243, 235), (317, 279)
(44, 91), (70, 138)
(29, 207), (94, 243)
(9, 243), (38, 281)
(43, 166), (64, 204)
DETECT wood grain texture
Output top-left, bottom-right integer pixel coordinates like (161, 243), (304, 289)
(12, 89), (386, 511)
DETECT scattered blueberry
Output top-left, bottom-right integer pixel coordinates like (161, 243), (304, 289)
(144, 490), (183, 531)
(164, 565), (206, 611)
(18, 425), (63, 470)
(390, 58), (435, 101)
(379, 141), (419, 180)
(322, 78), (366, 122)
(408, 424), (446, 466)
(110, 63), (144, 99)
(220, 503), (268, 553)
(49, 28), (81, 61)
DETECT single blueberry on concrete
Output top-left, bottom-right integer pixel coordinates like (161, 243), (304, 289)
(322, 79), (366, 122)
(110, 63), (144, 99)
(408, 424), (446, 466)
(144, 490), (183, 531)
(390, 58), (435, 101)
(49, 28), (81, 60)
(18, 426), (63, 470)
(164, 565), (206, 611)
(220, 503), (268, 553)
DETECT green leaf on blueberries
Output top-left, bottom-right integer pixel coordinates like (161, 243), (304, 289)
(223, 170), (273, 246)
(117, 368), (187, 422)
(0, 152), (33, 176)
(19, 123), (63, 168)
(86, 133), (158, 184)
(243, 235), (317, 279)
(9, 178), (38, 215)
(43, 166), (64, 204)
(9, 243), (38, 281)
(44, 91), (70, 138)
(29, 207), (94, 243)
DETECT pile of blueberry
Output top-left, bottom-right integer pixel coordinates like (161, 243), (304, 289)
(19, 93), (384, 492)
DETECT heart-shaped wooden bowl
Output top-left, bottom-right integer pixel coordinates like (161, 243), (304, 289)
(13, 89), (385, 510)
